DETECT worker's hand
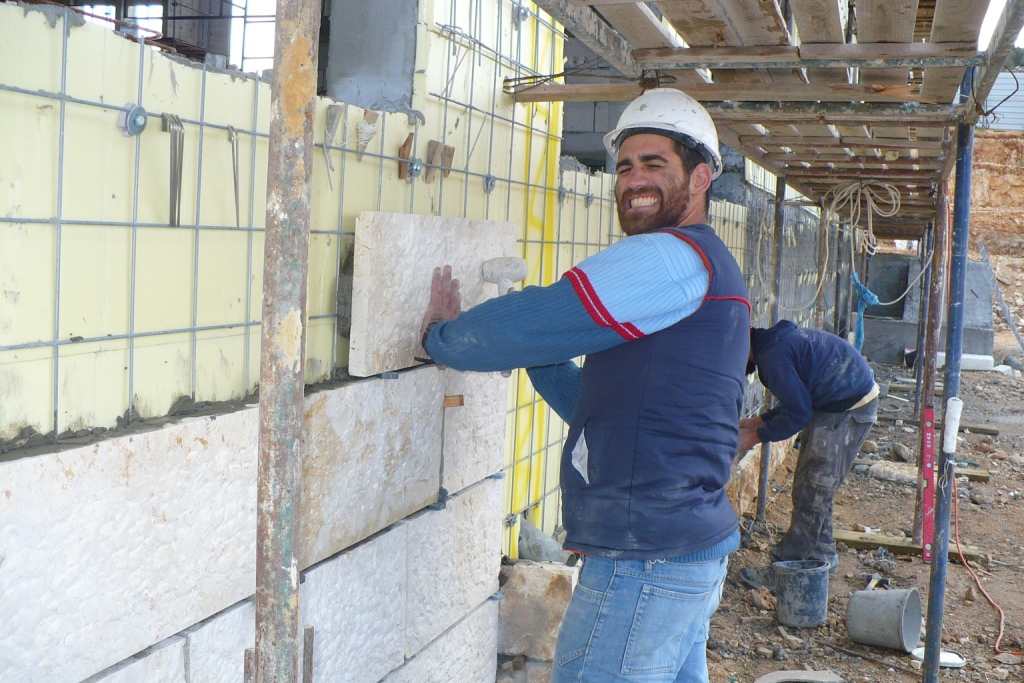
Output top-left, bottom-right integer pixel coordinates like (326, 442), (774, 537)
(739, 416), (764, 430)
(419, 265), (461, 356)
(737, 427), (761, 454)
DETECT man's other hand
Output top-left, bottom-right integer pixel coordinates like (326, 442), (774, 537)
(737, 427), (761, 454)
(419, 265), (462, 354)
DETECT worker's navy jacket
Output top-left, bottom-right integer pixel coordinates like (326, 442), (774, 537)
(753, 321), (876, 443)
(560, 225), (751, 559)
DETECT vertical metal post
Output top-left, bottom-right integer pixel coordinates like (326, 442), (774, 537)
(913, 225), (934, 415)
(756, 175), (787, 521)
(923, 68), (975, 683)
(832, 225), (844, 334)
(813, 200), (828, 329)
(254, 0), (321, 679)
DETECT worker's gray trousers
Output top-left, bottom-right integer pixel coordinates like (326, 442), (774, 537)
(770, 399), (878, 571)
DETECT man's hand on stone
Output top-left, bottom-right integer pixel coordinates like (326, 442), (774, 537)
(737, 427), (761, 454)
(419, 265), (461, 361)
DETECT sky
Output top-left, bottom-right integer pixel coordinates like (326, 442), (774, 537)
(979, 0), (1024, 50)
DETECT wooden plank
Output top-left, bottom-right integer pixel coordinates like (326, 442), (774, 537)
(634, 42), (979, 70)
(738, 135), (943, 149)
(595, 2), (708, 87)
(655, 0), (789, 48)
(875, 413), (999, 436)
(920, 2), (991, 105)
(789, 0), (845, 43)
(833, 528), (981, 562)
(857, 0), (921, 141)
(531, 0), (640, 77)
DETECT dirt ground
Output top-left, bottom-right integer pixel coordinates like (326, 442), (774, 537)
(708, 258), (1024, 682)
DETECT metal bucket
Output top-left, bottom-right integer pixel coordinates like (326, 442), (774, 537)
(773, 560), (830, 628)
(846, 587), (922, 652)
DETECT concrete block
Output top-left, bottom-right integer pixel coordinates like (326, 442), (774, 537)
(301, 525), (407, 683)
(443, 369), (508, 495)
(0, 410), (259, 682)
(84, 637), (186, 683)
(381, 600), (498, 683)
(183, 599), (254, 683)
(405, 478), (503, 656)
(348, 212), (517, 377)
(498, 560), (578, 661)
(300, 369), (444, 568)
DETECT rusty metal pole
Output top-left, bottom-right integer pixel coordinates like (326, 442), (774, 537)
(756, 175), (787, 522)
(912, 191), (949, 544)
(255, 0), (321, 679)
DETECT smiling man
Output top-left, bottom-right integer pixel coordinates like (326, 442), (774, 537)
(418, 88), (750, 683)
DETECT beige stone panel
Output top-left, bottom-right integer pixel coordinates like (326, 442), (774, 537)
(0, 4), (65, 92)
(64, 21), (143, 111)
(443, 369), (508, 495)
(300, 525), (408, 683)
(405, 478), (503, 656)
(498, 560), (578, 661)
(134, 227), (195, 333)
(0, 409), (259, 682)
(0, 347), (54, 440)
(299, 368), (445, 568)
(0, 223), (55, 348)
(57, 224), (130, 341)
(194, 330), (248, 403)
(382, 600), (498, 683)
(56, 339), (131, 433)
(348, 212), (517, 377)
(0, 96), (59, 220)
(84, 636), (187, 683)
(195, 230), (250, 328)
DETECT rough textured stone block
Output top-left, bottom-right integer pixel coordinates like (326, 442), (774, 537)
(300, 369), (444, 567)
(183, 599), (254, 683)
(498, 560), (578, 661)
(526, 660), (553, 683)
(301, 525), (408, 683)
(0, 410), (259, 682)
(84, 637), (186, 683)
(348, 212), (518, 377)
(405, 478), (503, 656)
(727, 438), (794, 519)
(381, 600), (498, 683)
(443, 369), (508, 495)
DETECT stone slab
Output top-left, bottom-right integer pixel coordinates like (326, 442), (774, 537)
(499, 561), (581, 663)
(84, 637), (186, 683)
(348, 212), (518, 377)
(498, 560), (578, 661)
(0, 410), (259, 683)
(301, 525), (408, 683)
(183, 599), (254, 683)
(381, 600), (498, 683)
(405, 478), (503, 656)
(443, 369), (508, 496)
(300, 369), (444, 568)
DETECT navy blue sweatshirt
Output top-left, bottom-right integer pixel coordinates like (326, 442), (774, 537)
(753, 321), (875, 443)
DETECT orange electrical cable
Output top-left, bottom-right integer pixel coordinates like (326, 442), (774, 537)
(951, 476), (1024, 657)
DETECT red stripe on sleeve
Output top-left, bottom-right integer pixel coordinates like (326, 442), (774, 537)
(566, 268), (644, 341)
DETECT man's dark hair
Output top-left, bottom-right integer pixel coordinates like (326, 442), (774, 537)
(672, 140), (712, 214)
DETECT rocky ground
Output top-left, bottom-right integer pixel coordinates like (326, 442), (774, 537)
(708, 255), (1024, 683)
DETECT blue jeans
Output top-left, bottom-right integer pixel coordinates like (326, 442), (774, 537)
(552, 555), (728, 683)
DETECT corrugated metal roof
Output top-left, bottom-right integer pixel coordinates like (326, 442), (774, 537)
(982, 72), (1024, 130)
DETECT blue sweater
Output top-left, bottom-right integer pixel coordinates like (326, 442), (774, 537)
(753, 321), (876, 443)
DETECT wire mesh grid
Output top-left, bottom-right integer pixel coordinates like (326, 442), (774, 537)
(1, 0), (848, 558)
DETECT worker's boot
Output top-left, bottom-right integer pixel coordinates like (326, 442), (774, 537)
(737, 566), (776, 592)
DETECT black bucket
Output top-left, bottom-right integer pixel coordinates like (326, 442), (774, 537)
(773, 559), (830, 628)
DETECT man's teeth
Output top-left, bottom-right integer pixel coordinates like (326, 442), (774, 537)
(631, 196), (657, 208)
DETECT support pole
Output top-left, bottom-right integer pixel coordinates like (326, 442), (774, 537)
(923, 68), (974, 683)
(832, 225), (845, 335)
(756, 175), (787, 522)
(913, 197), (948, 544)
(813, 199), (828, 329)
(913, 225), (934, 415)
(254, 0), (321, 679)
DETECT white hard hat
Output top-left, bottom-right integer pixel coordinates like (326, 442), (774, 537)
(603, 88), (722, 179)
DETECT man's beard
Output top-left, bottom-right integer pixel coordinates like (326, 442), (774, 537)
(616, 186), (690, 236)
